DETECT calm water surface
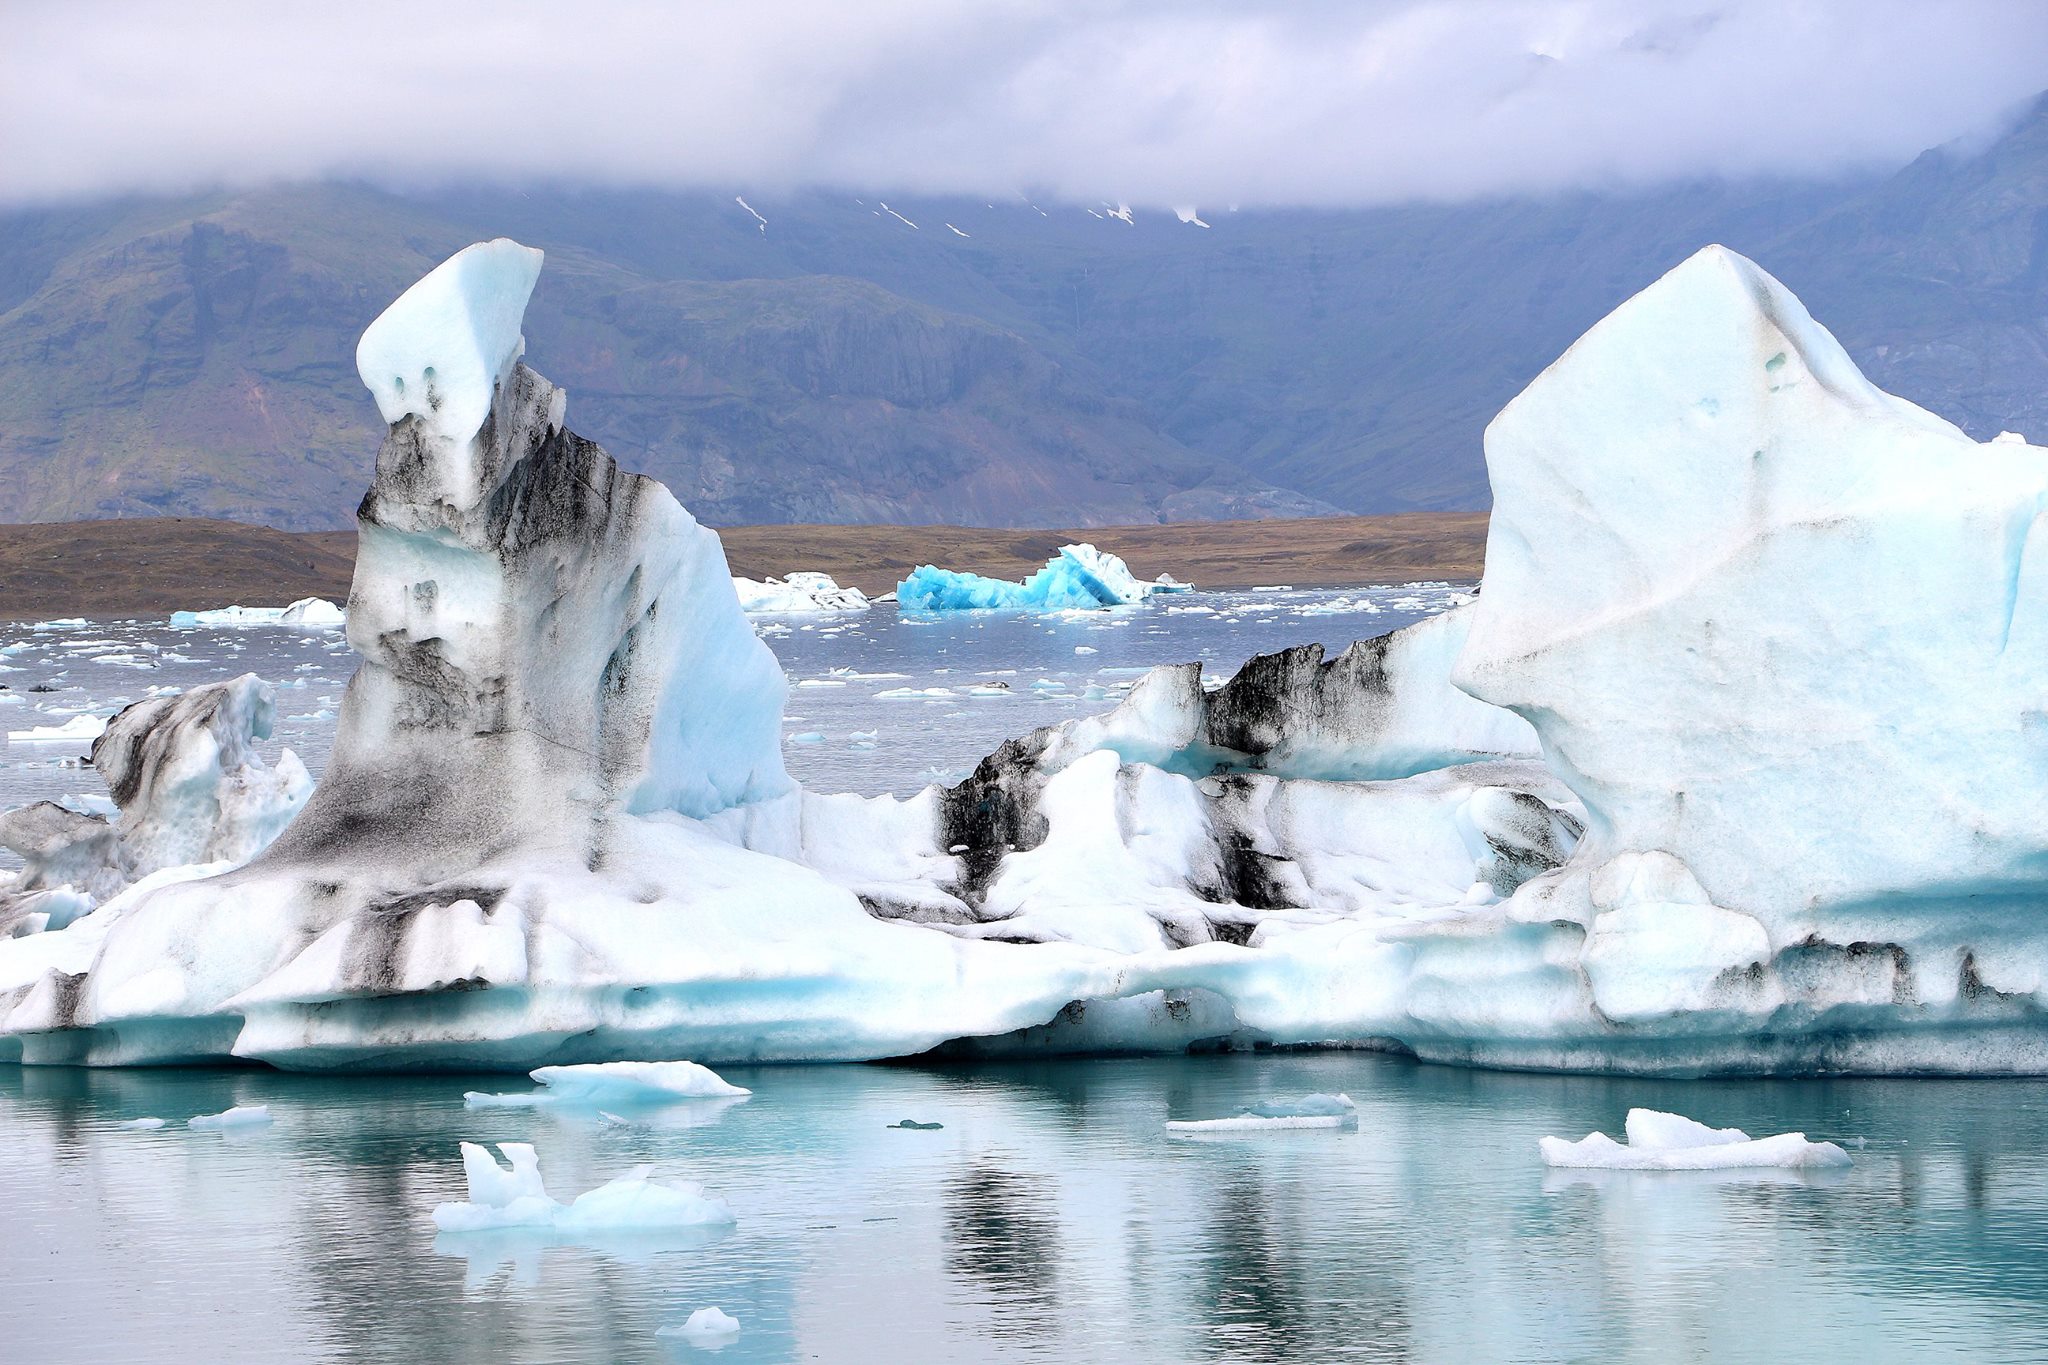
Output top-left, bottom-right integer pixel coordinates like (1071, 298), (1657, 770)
(8, 590), (2046, 1362)
(4, 1055), (2047, 1363)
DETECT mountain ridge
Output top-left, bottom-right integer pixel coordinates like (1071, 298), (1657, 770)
(1, 94), (2043, 529)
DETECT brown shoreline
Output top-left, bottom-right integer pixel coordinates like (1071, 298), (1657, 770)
(0, 513), (1488, 620)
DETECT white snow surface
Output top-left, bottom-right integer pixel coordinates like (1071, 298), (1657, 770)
(433, 1142), (736, 1233)
(1539, 1109), (1852, 1170)
(897, 544), (1187, 612)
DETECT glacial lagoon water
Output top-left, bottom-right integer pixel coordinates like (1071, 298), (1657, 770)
(7, 1056), (2048, 1363)
(8, 587), (2048, 1362)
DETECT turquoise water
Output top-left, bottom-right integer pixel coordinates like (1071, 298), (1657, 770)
(5, 1054), (2047, 1363)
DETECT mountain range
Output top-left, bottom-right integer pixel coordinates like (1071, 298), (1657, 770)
(1, 94), (2044, 531)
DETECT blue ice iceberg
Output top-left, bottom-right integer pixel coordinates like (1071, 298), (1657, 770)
(897, 543), (1189, 611)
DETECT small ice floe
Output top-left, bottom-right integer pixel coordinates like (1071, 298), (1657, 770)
(8, 714), (107, 744)
(786, 732), (827, 745)
(1538, 1109), (1853, 1171)
(465, 1060), (751, 1110)
(168, 599), (344, 629)
(887, 1119), (943, 1130)
(658, 1306), (742, 1344)
(120, 1117), (166, 1130)
(433, 1142), (736, 1233)
(189, 1104), (274, 1130)
(1074, 646), (1097, 655)
(875, 686), (951, 700)
(1165, 1093), (1357, 1134)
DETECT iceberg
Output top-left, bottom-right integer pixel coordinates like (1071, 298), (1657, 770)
(0, 675), (310, 932)
(188, 1104), (273, 1129)
(465, 1060), (750, 1109)
(732, 572), (869, 614)
(168, 598), (345, 629)
(3, 241), (2045, 1077)
(657, 1307), (742, 1343)
(1539, 1109), (1852, 1171)
(897, 543), (1187, 611)
(8, 714), (106, 744)
(1165, 1093), (1357, 1133)
(432, 1142), (736, 1233)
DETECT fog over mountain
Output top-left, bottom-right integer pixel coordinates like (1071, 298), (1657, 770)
(6, 1), (2043, 208)
(1, 2), (2043, 528)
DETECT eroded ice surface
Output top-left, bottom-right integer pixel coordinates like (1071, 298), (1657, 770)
(1539, 1109), (1853, 1171)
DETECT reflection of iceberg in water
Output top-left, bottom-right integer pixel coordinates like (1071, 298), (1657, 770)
(6, 1059), (2048, 1359)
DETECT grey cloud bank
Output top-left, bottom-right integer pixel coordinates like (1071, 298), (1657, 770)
(2, 0), (2046, 208)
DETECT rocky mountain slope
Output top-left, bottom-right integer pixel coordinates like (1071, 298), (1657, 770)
(1, 94), (2042, 528)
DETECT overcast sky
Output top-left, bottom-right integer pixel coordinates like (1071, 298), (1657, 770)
(4, 0), (2045, 210)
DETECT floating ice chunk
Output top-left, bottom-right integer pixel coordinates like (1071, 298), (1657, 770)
(658, 1307), (742, 1343)
(432, 1142), (736, 1233)
(732, 572), (869, 615)
(1165, 1093), (1357, 1133)
(8, 715), (105, 743)
(1538, 1109), (1852, 1170)
(120, 1117), (165, 1130)
(897, 543), (1185, 612)
(188, 1104), (274, 1129)
(464, 1059), (750, 1109)
(280, 598), (345, 627)
(169, 599), (343, 629)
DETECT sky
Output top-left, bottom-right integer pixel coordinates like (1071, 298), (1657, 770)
(3, 0), (2046, 210)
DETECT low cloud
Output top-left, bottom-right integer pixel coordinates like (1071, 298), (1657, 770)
(4, 0), (2044, 208)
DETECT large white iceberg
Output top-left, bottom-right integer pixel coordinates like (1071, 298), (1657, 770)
(3, 241), (2045, 1077)
(897, 543), (1188, 611)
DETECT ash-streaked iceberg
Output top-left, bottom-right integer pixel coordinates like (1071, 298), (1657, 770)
(0, 674), (310, 933)
(4, 240), (2045, 1078)
(897, 543), (1188, 611)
